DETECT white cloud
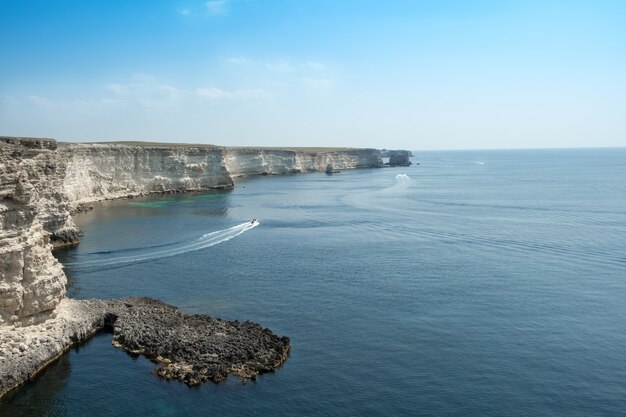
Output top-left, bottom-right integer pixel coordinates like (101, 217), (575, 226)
(133, 73), (157, 82)
(194, 87), (271, 101)
(305, 61), (327, 70)
(28, 95), (54, 107)
(223, 57), (329, 76)
(107, 84), (129, 95)
(265, 62), (295, 73)
(0, 95), (19, 106)
(178, 8), (190, 16)
(301, 78), (331, 89)
(224, 56), (255, 65)
(105, 76), (270, 106)
(206, 0), (228, 15)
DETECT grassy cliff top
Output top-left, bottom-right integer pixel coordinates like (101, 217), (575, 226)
(63, 141), (364, 153)
(2, 137), (370, 153)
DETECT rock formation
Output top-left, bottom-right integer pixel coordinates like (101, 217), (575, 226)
(386, 150), (413, 167)
(108, 297), (290, 385)
(0, 297), (290, 398)
(1, 138), (68, 326)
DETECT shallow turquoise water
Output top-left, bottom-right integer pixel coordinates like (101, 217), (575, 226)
(2, 148), (626, 416)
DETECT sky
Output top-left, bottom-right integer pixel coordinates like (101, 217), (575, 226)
(1, 0), (625, 150)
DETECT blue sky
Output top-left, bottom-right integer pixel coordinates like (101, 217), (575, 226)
(1, 0), (625, 149)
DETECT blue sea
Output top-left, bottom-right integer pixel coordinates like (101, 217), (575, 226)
(2, 148), (626, 416)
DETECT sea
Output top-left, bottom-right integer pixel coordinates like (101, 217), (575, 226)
(2, 148), (626, 416)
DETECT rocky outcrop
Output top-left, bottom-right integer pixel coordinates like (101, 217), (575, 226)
(0, 297), (290, 398)
(108, 297), (290, 385)
(0, 298), (105, 398)
(386, 150), (413, 167)
(380, 149), (414, 158)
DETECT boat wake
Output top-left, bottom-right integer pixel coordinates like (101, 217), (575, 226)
(65, 221), (259, 272)
(394, 173), (411, 186)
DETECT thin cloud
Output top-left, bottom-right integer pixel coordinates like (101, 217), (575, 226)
(133, 73), (157, 82)
(195, 87), (271, 101)
(301, 78), (331, 89)
(28, 95), (54, 107)
(223, 57), (328, 75)
(224, 56), (255, 65)
(206, 0), (228, 15)
(304, 61), (327, 70)
(107, 84), (129, 95)
(106, 76), (270, 105)
(265, 62), (295, 73)
(178, 8), (190, 16)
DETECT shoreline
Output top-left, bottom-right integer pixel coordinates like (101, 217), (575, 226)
(0, 298), (290, 399)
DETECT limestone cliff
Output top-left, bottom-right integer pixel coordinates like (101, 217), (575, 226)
(223, 147), (382, 177)
(0, 138), (67, 326)
(60, 143), (233, 205)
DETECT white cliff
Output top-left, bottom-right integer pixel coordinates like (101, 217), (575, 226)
(61, 143), (233, 205)
(223, 147), (382, 177)
(0, 138), (67, 326)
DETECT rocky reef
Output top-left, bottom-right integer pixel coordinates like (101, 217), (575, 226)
(0, 297), (290, 398)
(383, 150), (413, 167)
(0, 136), (380, 399)
(108, 297), (290, 385)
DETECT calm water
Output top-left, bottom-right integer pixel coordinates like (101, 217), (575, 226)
(2, 149), (626, 416)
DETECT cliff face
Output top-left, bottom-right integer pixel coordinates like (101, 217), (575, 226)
(61, 144), (234, 205)
(0, 138), (67, 326)
(0, 137), (383, 326)
(223, 148), (382, 177)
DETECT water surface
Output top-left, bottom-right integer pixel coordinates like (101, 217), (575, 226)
(2, 148), (626, 416)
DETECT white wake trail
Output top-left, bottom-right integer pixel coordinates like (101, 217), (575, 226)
(394, 173), (411, 186)
(67, 222), (259, 271)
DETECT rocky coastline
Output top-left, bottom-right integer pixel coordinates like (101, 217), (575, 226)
(0, 297), (290, 397)
(0, 136), (385, 400)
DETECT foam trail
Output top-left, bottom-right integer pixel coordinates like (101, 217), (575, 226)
(66, 222), (259, 272)
(395, 173), (411, 185)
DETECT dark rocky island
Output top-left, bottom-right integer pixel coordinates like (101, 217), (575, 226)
(382, 150), (413, 167)
(107, 297), (290, 385)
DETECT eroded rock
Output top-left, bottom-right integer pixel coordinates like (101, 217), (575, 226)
(108, 297), (290, 385)
(0, 298), (290, 398)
